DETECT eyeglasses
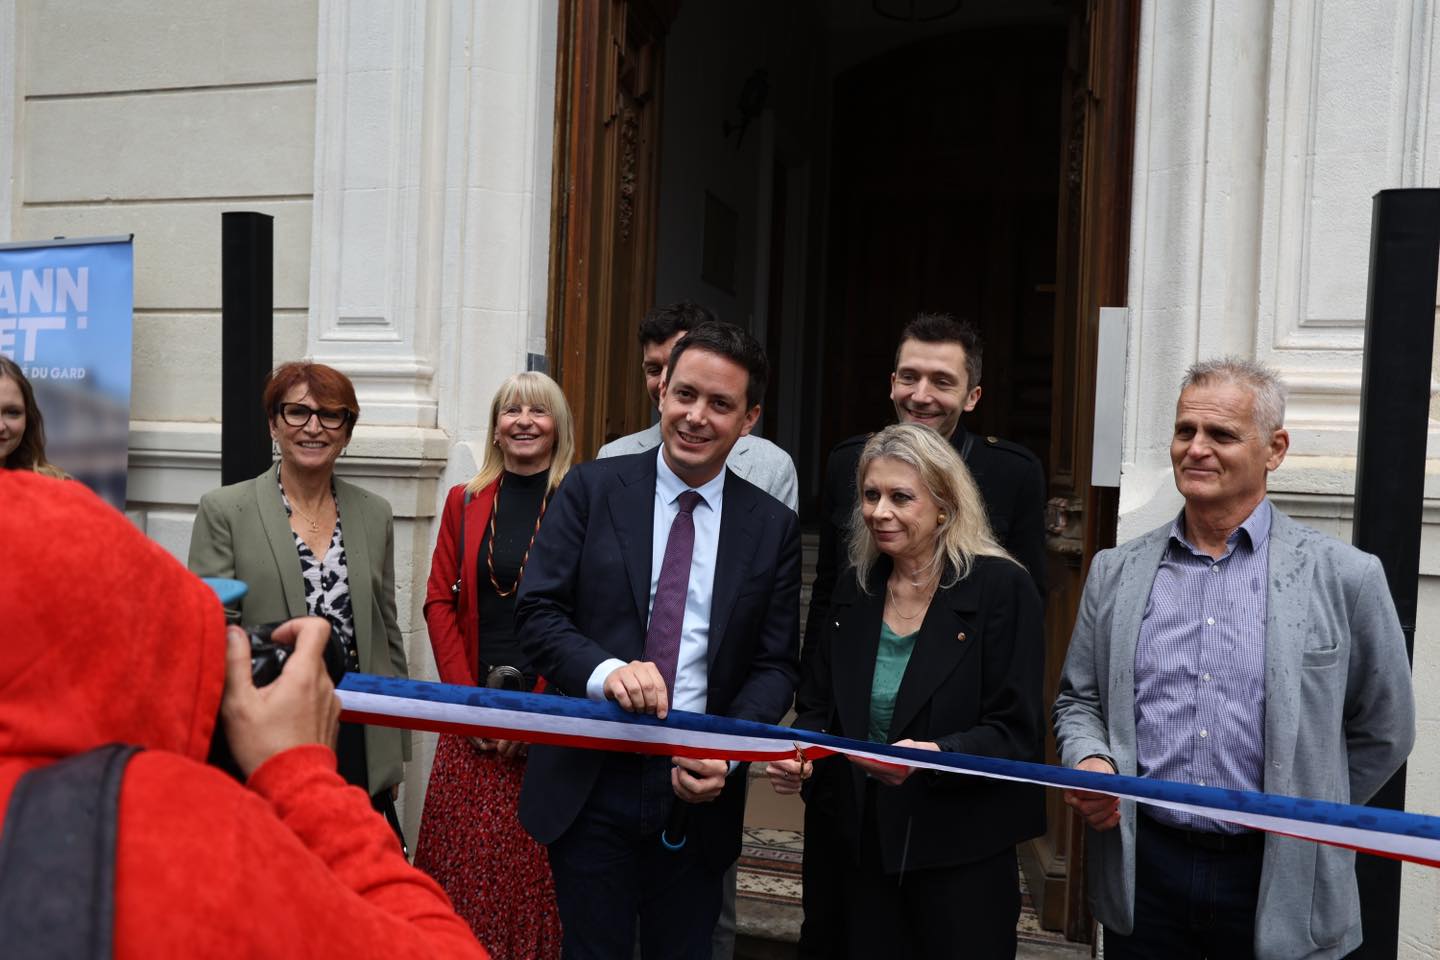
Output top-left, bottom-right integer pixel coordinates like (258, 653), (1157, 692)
(277, 402), (351, 430)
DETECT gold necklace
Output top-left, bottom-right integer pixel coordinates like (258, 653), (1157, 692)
(289, 493), (334, 534)
(486, 472), (550, 598)
(886, 582), (934, 621)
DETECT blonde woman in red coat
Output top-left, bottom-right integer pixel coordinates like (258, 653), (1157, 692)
(414, 371), (576, 959)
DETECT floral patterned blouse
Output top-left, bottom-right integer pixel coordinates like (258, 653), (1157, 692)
(278, 478), (360, 672)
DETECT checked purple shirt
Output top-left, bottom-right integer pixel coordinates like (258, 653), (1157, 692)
(1134, 499), (1271, 833)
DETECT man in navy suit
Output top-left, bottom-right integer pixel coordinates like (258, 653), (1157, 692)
(517, 322), (801, 960)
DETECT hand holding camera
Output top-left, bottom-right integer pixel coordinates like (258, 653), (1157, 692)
(220, 617), (343, 779)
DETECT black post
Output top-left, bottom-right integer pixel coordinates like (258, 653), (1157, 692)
(221, 212), (274, 486)
(1347, 188), (1440, 960)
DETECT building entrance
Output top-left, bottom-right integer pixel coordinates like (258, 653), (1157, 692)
(546, 0), (1140, 942)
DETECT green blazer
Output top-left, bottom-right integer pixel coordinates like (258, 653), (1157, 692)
(188, 463), (409, 792)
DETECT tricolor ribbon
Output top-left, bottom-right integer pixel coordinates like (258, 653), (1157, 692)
(338, 673), (1440, 868)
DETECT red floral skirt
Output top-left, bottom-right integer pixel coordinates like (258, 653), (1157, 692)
(414, 733), (562, 959)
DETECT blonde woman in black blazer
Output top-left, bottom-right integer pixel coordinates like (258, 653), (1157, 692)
(769, 424), (1045, 959)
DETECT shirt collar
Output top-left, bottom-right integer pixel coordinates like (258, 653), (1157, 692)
(655, 446), (725, 510)
(1170, 497), (1273, 555)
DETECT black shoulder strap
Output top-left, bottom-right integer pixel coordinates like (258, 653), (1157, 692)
(0, 744), (142, 960)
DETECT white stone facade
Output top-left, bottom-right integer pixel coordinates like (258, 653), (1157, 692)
(3, 0), (1440, 950)
(0, 0), (557, 841)
(1123, 3), (1440, 955)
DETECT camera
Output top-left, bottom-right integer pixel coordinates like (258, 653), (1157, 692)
(208, 621), (349, 780)
(246, 621), (348, 688)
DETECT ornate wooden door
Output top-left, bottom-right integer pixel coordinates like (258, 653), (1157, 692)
(547, 0), (677, 457)
(1026, 0), (1141, 941)
(819, 28), (1065, 475)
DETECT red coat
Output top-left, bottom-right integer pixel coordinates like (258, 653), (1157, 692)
(424, 481), (499, 686)
(0, 470), (488, 959)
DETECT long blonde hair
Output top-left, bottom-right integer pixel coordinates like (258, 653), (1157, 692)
(848, 423), (1014, 591)
(467, 372), (576, 495)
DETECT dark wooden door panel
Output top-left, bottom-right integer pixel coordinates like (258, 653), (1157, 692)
(548, 0), (676, 458)
(821, 27), (1065, 467)
(1033, 0), (1140, 942)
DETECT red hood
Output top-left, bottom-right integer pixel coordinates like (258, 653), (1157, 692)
(0, 470), (226, 774)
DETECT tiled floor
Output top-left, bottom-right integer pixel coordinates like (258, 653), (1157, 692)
(735, 828), (804, 906)
(734, 823), (1084, 955)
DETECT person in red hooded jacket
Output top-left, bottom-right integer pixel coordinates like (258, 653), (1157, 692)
(0, 469), (488, 959)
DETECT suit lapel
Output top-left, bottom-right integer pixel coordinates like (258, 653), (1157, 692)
(1107, 531), (1169, 771)
(832, 581), (885, 741)
(707, 472), (759, 665)
(607, 455), (658, 627)
(889, 574), (981, 739)
(1262, 511), (1312, 794)
(335, 478), (373, 671)
(256, 465), (307, 618)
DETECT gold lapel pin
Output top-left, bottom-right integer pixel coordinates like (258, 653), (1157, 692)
(957, 632), (967, 642)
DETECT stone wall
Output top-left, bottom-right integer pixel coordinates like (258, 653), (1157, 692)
(1120, 3), (1440, 954)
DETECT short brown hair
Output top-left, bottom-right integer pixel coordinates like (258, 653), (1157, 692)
(637, 301), (717, 348)
(895, 313), (983, 389)
(262, 362), (360, 436)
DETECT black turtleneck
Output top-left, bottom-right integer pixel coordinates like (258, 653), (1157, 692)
(476, 468), (549, 673)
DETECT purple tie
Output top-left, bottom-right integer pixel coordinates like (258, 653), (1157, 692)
(645, 490), (703, 696)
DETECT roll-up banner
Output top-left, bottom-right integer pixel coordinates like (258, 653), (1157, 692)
(0, 236), (134, 511)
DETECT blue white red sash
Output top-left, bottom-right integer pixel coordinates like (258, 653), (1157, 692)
(337, 673), (1440, 868)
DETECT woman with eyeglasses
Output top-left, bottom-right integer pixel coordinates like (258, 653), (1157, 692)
(412, 371), (574, 958)
(188, 361), (409, 839)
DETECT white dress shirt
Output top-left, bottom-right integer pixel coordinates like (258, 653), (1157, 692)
(585, 447), (725, 715)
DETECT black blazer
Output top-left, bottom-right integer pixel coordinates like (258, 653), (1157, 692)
(796, 554), (1045, 874)
(516, 451), (801, 869)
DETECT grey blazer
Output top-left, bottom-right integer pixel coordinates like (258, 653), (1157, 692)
(596, 422), (799, 511)
(1053, 506), (1414, 960)
(187, 463), (410, 793)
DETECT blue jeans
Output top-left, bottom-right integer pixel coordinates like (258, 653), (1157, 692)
(1104, 815), (1264, 959)
(548, 754), (723, 960)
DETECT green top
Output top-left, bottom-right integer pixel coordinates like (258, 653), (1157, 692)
(868, 622), (919, 743)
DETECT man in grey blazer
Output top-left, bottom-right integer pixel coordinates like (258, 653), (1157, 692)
(597, 301), (798, 512)
(1053, 357), (1414, 960)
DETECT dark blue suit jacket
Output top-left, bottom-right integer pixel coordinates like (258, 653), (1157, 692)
(516, 451), (801, 869)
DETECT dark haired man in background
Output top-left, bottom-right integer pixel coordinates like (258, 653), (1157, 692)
(518, 322), (800, 959)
